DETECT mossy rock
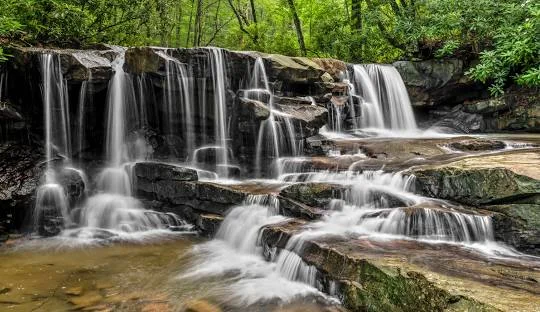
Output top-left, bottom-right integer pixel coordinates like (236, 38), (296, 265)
(413, 167), (540, 206)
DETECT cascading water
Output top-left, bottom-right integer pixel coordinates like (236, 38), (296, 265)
(76, 80), (88, 161)
(181, 195), (330, 306)
(348, 65), (385, 130)
(345, 64), (417, 133)
(247, 57), (299, 177)
(71, 50), (190, 237)
(33, 54), (72, 235)
(208, 48), (230, 177)
(159, 50), (195, 158)
(11, 47), (537, 310)
(365, 64), (417, 130)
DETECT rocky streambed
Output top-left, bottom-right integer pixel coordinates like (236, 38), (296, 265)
(0, 45), (539, 311)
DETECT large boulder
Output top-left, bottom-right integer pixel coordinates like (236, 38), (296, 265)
(463, 98), (507, 114)
(277, 104), (328, 137)
(463, 89), (539, 132)
(8, 47), (114, 82)
(429, 105), (484, 133)
(413, 166), (539, 206)
(0, 144), (44, 231)
(393, 59), (486, 108)
(488, 204), (540, 255)
(133, 163), (248, 216)
(279, 183), (348, 208)
(133, 161), (198, 182)
(448, 139), (506, 152)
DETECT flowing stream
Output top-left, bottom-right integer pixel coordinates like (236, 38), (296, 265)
(1, 48), (539, 311)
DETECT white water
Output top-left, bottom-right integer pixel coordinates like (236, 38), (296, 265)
(248, 57), (299, 177)
(335, 64), (418, 136)
(71, 50), (189, 238)
(364, 64), (417, 130)
(76, 80), (88, 161)
(159, 50), (195, 158)
(33, 54), (72, 233)
(40, 53), (72, 174)
(180, 195), (333, 306)
(208, 48), (230, 177)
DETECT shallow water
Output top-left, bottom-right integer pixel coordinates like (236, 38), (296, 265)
(0, 237), (339, 312)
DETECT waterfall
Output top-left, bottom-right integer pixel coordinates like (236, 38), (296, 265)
(348, 64), (417, 132)
(77, 80), (88, 161)
(365, 64), (417, 130)
(349, 65), (385, 130)
(180, 195), (327, 305)
(208, 48), (230, 178)
(40, 53), (72, 172)
(248, 57), (299, 177)
(33, 54), (73, 234)
(159, 50), (195, 158)
(72, 50), (186, 236)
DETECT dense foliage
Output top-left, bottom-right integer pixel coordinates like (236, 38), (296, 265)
(1, 0), (538, 93)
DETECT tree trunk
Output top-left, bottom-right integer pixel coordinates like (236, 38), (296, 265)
(351, 0), (362, 31)
(186, 0), (196, 46)
(286, 0), (307, 56)
(249, 0), (258, 42)
(193, 0), (203, 46)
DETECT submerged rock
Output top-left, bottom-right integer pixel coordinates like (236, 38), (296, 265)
(184, 299), (222, 312)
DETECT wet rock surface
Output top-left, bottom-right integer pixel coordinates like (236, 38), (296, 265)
(449, 139), (506, 151)
(489, 204), (540, 255)
(0, 144), (44, 231)
(261, 221), (540, 312)
(279, 183), (348, 208)
(411, 150), (540, 253)
(134, 162), (198, 182)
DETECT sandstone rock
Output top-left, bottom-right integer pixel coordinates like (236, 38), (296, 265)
(237, 97), (270, 120)
(429, 106), (484, 133)
(449, 139), (506, 151)
(135, 177), (248, 216)
(279, 183), (347, 208)
(413, 166), (539, 206)
(312, 58), (347, 80)
(277, 196), (326, 220)
(124, 47), (168, 74)
(393, 59), (486, 108)
(133, 162), (198, 182)
(277, 104), (328, 137)
(9, 47), (113, 82)
(265, 54), (325, 83)
(488, 204), (540, 255)
(275, 96), (313, 106)
(259, 224), (508, 311)
(464, 98), (507, 114)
